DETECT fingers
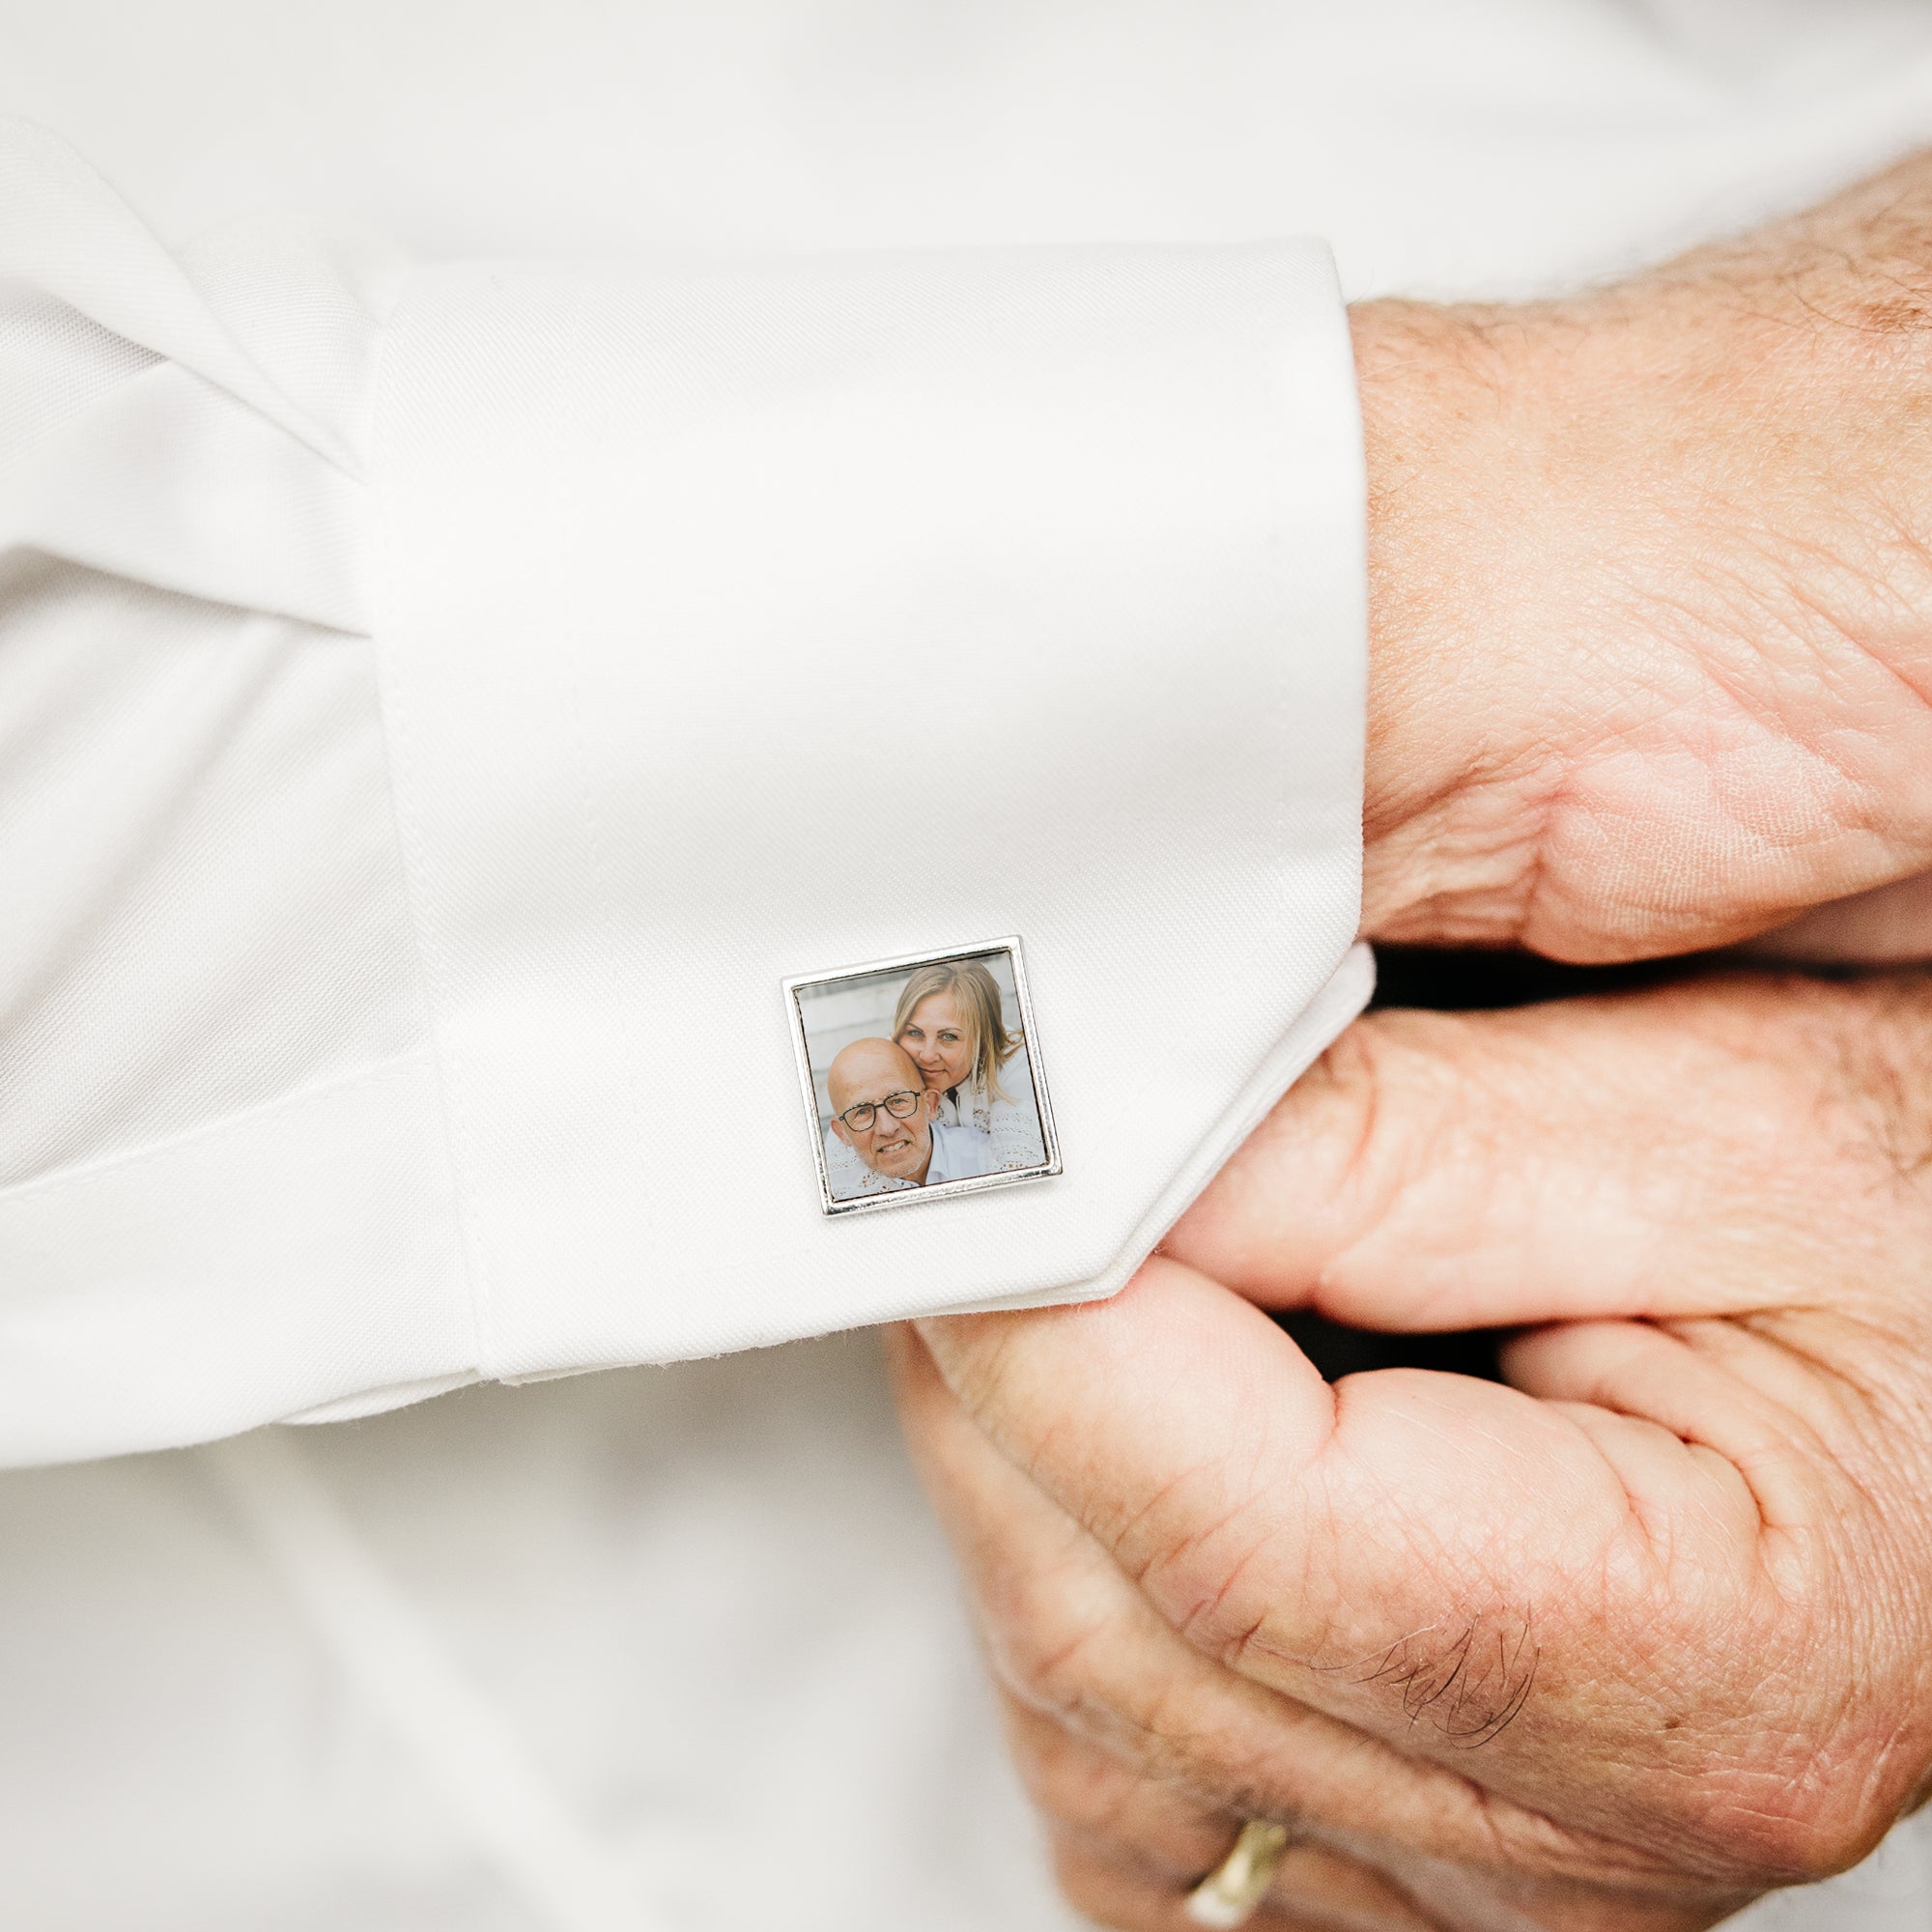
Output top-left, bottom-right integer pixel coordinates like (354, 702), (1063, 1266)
(893, 1324), (1753, 1931)
(907, 1260), (1852, 1875)
(886, 1320), (1693, 1890)
(905, 975), (1932, 1890)
(1001, 1691), (1243, 1889)
(1007, 1695), (1463, 1932)
(892, 1323), (1539, 1927)
(1162, 973), (1932, 1338)
(1049, 1837), (1423, 1932)
(1498, 1317), (1887, 1539)
(1052, 1832), (1448, 1932)
(1161, 992), (1693, 1331)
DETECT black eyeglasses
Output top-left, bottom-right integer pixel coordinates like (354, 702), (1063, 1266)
(836, 1090), (922, 1134)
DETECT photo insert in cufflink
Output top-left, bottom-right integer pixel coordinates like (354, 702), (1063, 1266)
(786, 939), (1062, 1216)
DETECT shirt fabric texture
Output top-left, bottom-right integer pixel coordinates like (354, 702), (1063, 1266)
(5, 4), (1932, 1928)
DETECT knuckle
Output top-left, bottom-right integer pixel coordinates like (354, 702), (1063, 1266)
(1299, 1018), (1395, 1200)
(1296, 1010), (1486, 1287)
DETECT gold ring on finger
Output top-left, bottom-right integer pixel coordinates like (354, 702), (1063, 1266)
(1183, 1818), (1293, 1928)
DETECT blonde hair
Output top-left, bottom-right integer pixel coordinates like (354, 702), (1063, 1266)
(892, 959), (1022, 1106)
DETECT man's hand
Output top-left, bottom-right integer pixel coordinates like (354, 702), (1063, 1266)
(893, 973), (1932, 1930)
(1359, 150), (1932, 960)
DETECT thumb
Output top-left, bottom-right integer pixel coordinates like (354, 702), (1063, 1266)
(913, 974), (1932, 1872)
(1161, 972), (1914, 1334)
(915, 1258), (1829, 1881)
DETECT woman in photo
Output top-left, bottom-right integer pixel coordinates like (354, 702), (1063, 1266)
(891, 959), (1042, 1174)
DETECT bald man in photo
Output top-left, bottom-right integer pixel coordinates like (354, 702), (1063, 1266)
(825, 1038), (995, 1197)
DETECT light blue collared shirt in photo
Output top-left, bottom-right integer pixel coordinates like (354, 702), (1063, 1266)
(923, 1120), (995, 1186)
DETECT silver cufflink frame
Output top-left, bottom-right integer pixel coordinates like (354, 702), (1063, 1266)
(784, 936), (1062, 1218)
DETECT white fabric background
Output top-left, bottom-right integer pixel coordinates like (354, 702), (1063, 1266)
(4, 2), (1932, 1927)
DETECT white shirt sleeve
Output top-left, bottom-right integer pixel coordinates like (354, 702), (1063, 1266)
(0, 117), (1371, 1464)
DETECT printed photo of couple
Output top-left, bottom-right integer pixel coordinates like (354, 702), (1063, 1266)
(791, 946), (1055, 1210)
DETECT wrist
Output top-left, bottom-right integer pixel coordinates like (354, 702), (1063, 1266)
(1352, 295), (1569, 950)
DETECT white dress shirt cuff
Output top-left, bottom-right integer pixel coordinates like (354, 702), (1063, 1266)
(0, 125), (1367, 1459)
(372, 243), (1369, 1382)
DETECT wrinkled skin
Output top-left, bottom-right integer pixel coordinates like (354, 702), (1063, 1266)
(891, 148), (1932, 1932)
(1359, 148), (1932, 959)
(895, 974), (1932, 1930)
